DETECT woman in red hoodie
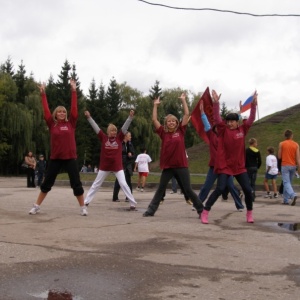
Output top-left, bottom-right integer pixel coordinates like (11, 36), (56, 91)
(201, 90), (257, 224)
(29, 79), (86, 216)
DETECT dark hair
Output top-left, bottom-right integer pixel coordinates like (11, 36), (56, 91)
(225, 113), (239, 121)
(284, 129), (293, 139)
(267, 147), (275, 154)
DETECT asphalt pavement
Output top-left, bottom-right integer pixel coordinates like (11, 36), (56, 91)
(0, 176), (300, 300)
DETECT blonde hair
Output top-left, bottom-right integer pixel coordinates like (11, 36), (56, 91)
(164, 114), (179, 132)
(249, 138), (257, 145)
(107, 123), (117, 134)
(52, 106), (68, 124)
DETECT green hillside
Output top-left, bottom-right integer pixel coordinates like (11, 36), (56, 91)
(152, 103), (300, 176)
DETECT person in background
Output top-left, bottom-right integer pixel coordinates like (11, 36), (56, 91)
(245, 138), (262, 200)
(83, 110), (137, 211)
(201, 90), (257, 224)
(112, 131), (135, 202)
(134, 148), (152, 192)
(278, 129), (300, 206)
(36, 154), (46, 187)
(25, 151), (36, 188)
(143, 93), (203, 218)
(29, 79), (86, 216)
(87, 164), (93, 172)
(263, 147), (279, 198)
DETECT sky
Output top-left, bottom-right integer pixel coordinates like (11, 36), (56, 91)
(1, 0), (300, 119)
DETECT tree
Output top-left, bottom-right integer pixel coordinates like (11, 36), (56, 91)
(55, 60), (72, 110)
(106, 77), (121, 124)
(149, 80), (164, 101)
(0, 57), (14, 77)
(220, 102), (229, 119)
(14, 60), (27, 104)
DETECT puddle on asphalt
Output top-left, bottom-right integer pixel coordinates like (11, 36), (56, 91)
(278, 222), (300, 232)
(261, 222), (300, 233)
(29, 289), (82, 300)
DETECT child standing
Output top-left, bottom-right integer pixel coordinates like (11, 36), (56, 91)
(83, 110), (137, 211)
(264, 147), (279, 198)
(134, 148), (152, 192)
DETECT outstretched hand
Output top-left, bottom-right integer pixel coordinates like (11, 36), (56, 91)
(70, 79), (76, 91)
(153, 97), (161, 105)
(84, 111), (91, 118)
(129, 110), (134, 118)
(199, 100), (204, 113)
(38, 82), (46, 93)
(211, 90), (221, 103)
(178, 93), (186, 101)
(252, 90), (258, 105)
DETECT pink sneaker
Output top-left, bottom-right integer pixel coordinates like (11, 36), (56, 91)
(200, 210), (209, 224)
(246, 210), (254, 223)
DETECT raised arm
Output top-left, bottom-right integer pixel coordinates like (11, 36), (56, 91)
(70, 79), (78, 119)
(200, 100), (211, 132)
(39, 82), (52, 120)
(84, 111), (101, 134)
(211, 89), (222, 125)
(245, 91), (258, 126)
(121, 110), (134, 134)
(179, 93), (190, 126)
(152, 98), (161, 130)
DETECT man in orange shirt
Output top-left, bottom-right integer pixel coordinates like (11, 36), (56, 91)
(278, 129), (300, 205)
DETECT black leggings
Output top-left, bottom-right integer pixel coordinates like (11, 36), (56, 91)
(146, 167), (203, 215)
(41, 159), (84, 196)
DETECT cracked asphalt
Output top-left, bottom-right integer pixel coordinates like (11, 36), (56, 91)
(0, 177), (299, 300)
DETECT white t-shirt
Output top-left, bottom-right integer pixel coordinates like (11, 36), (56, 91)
(135, 153), (152, 172)
(266, 154), (278, 175)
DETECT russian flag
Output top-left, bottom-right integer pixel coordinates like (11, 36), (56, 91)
(240, 95), (253, 113)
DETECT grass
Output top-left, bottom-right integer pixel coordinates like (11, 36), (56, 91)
(56, 172), (281, 186)
(57, 103), (300, 188)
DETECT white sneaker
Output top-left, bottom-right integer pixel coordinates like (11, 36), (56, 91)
(170, 191), (174, 194)
(29, 204), (40, 215)
(136, 187), (140, 191)
(140, 188), (144, 192)
(81, 206), (88, 216)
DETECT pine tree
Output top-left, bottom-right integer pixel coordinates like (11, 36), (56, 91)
(149, 80), (164, 101)
(105, 77), (120, 124)
(56, 60), (72, 110)
(0, 57), (14, 77)
(220, 102), (229, 119)
(14, 60), (27, 104)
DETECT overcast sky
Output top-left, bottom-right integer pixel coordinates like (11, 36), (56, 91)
(1, 0), (300, 118)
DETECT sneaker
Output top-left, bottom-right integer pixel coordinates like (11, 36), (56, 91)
(81, 206), (88, 216)
(112, 199), (120, 202)
(281, 202), (289, 205)
(125, 198), (129, 202)
(130, 206), (136, 211)
(186, 199), (193, 205)
(192, 206), (196, 211)
(237, 209), (243, 212)
(29, 204), (40, 215)
(291, 196), (297, 206)
(274, 193), (279, 198)
(140, 188), (144, 192)
(136, 187), (140, 191)
(143, 211), (154, 217)
(170, 191), (175, 194)
(264, 192), (271, 198)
